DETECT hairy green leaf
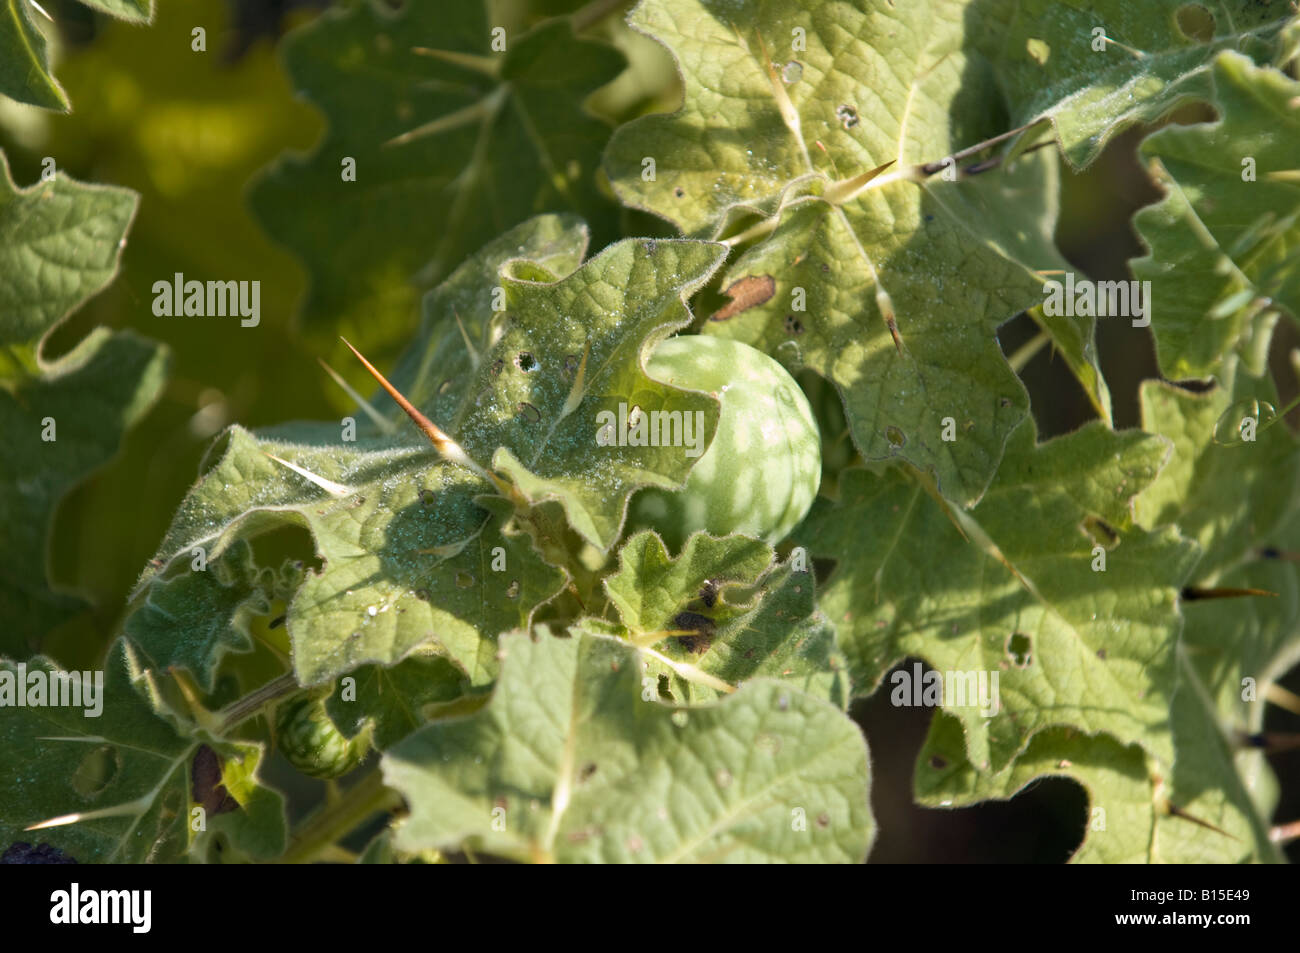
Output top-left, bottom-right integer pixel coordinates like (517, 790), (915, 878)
(601, 531), (847, 705)
(0, 640), (285, 863)
(450, 236), (728, 549)
(1132, 52), (1300, 380)
(251, 1), (625, 355)
(606, 0), (1074, 503)
(0, 153), (166, 655)
(0, 0), (152, 111)
(797, 420), (1198, 774)
(914, 359), (1300, 863)
(971, 0), (1294, 168)
(325, 652), (476, 751)
(383, 627), (872, 862)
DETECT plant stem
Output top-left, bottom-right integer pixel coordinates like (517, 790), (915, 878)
(217, 672), (300, 734)
(1007, 329), (1050, 374)
(280, 769), (402, 864)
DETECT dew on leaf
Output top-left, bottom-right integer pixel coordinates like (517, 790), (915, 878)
(782, 60), (803, 83)
(515, 352), (538, 372)
(1213, 397), (1276, 444)
(835, 104), (859, 129)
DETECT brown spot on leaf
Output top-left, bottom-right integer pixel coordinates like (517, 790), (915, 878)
(710, 274), (776, 321)
(192, 745), (238, 817)
(672, 611), (716, 654)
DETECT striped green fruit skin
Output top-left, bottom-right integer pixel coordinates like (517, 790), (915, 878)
(628, 335), (821, 552)
(275, 694), (369, 779)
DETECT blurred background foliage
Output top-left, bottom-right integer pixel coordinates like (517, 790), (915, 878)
(1, 0), (1295, 862)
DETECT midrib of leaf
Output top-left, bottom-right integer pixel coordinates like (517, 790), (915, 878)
(1, 0), (63, 107)
(27, 697), (197, 862)
(1152, 159), (1298, 291)
(540, 656), (584, 857)
(941, 479), (1162, 717)
(372, 668), (423, 733)
(1154, 643), (1278, 861)
(1214, 0), (1241, 33)
(421, 4), (608, 284)
(427, 84), (510, 284)
(511, 257), (721, 475)
(466, 516), (506, 615)
(655, 716), (842, 864)
(509, 85), (583, 212)
(871, 483), (923, 601)
(104, 756), (190, 863)
(1002, 3), (1288, 122)
(730, 21), (907, 339)
(1148, 164), (1251, 285)
(891, 15), (952, 171)
(523, 327), (616, 473)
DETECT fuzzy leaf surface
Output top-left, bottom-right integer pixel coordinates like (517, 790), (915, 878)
(1132, 53), (1300, 380)
(797, 420), (1198, 775)
(0, 154), (166, 654)
(251, 2), (625, 354)
(0, 640), (285, 863)
(0, 0), (152, 111)
(383, 628), (872, 862)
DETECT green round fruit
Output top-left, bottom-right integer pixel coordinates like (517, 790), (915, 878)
(627, 335), (821, 551)
(274, 693), (370, 779)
